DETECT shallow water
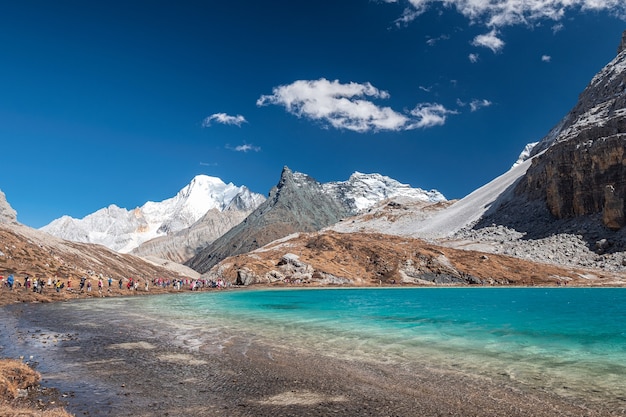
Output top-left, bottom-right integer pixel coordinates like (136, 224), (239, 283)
(4, 287), (626, 411)
(149, 287), (626, 404)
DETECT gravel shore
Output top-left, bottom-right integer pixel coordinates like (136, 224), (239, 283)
(1, 298), (622, 417)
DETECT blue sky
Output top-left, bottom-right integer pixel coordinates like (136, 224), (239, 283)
(1, 1), (626, 228)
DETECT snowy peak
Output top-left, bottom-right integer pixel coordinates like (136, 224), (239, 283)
(531, 32), (626, 156)
(185, 167), (445, 273)
(325, 171), (446, 212)
(174, 175), (241, 212)
(512, 31), (626, 230)
(40, 175), (266, 253)
(225, 186), (267, 211)
(512, 142), (539, 168)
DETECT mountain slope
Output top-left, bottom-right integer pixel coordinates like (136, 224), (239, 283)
(0, 189), (17, 225)
(203, 230), (625, 287)
(513, 32), (626, 230)
(40, 175), (265, 254)
(186, 167), (446, 274)
(130, 207), (253, 263)
(0, 221), (199, 289)
(328, 32), (626, 273)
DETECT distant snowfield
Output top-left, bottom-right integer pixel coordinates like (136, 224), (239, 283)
(330, 157), (533, 240)
(410, 157), (533, 239)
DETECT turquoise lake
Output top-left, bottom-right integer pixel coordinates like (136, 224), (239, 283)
(14, 287), (626, 408)
(115, 286), (626, 406)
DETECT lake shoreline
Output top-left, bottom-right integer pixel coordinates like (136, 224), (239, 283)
(2, 290), (624, 416)
(3, 278), (623, 308)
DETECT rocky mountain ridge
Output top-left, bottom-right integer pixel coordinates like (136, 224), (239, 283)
(186, 167), (446, 274)
(203, 230), (625, 287)
(40, 175), (266, 255)
(205, 31), (626, 283)
(513, 33), (626, 230)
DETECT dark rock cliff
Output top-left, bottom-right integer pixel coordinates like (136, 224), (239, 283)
(185, 166), (353, 274)
(515, 31), (626, 230)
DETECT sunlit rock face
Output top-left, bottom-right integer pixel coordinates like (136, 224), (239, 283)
(0, 189), (18, 225)
(516, 31), (626, 230)
(186, 166), (445, 274)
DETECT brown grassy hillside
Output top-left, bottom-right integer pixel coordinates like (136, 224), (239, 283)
(207, 231), (626, 287)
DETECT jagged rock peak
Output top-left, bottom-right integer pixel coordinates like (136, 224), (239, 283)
(338, 172), (446, 209)
(0, 189), (18, 225)
(515, 30), (626, 229)
(619, 29), (626, 54)
(276, 166), (318, 188)
(274, 167), (446, 212)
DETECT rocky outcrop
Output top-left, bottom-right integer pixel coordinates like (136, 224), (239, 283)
(186, 167), (353, 273)
(202, 231), (620, 287)
(603, 184), (625, 230)
(517, 135), (626, 224)
(619, 30), (626, 54)
(0, 190), (18, 225)
(131, 207), (254, 263)
(228, 253), (353, 286)
(514, 31), (626, 230)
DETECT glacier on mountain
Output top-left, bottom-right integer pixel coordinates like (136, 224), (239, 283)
(323, 172), (446, 212)
(40, 175), (265, 253)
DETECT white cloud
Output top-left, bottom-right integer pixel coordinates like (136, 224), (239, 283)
(395, 1), (626, 28)
(226, 143), (261, 152)
(541, 54), (552, 62)
(258, 78), (455, 132)
(457, 98), (493, 112)
(408, 103), (458, 128)
(552, 23), (564, 33)
(469, 99), (492, 112)
(426, 34), (450, 46)
(202, 113), (247, 127)
(468, 53), (479, 63)
(472, 29), (505, 53)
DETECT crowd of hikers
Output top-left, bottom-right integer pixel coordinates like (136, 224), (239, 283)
(1, 273), (229, 294)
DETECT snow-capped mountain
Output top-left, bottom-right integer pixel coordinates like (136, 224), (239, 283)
(40, 175), (266, 253)
(323, 172), (446, 211)
(513, 31), (626, 230)
(186, 167), (446, 273)
(511, 142), (539, 168)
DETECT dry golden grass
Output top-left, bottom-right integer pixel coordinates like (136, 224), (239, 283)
(0, 359), (39, 399)
(0, 405), (74, 417)
(0, 359), (73, 417)
(216, 230), (626, 287)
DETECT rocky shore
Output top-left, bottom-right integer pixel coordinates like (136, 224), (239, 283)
(1, 291), (624, 417)
(0, 357), (72, 417)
